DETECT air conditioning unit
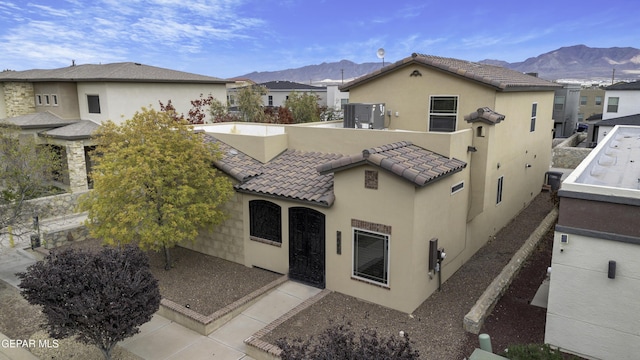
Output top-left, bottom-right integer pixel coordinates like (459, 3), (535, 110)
(343, 103), (385, 129)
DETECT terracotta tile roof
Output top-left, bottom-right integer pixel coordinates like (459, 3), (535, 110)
(317, 141), (467, 187)
(340, 53), (561, 92)
(203, 134), (264, 182)
(236, 150), (343, 207)
(464, 107), (506, 125)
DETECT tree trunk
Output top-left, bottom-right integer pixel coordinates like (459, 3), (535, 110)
(100, 346), (112, 360)
(163, 244), (171, 270)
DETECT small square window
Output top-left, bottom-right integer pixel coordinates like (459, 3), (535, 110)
(87, 95), (101, 114)
(52, 94), (58, 106)
(44, 95), (50, 105)
(595, 96), (602, 106)
(580, 96), (587, 105)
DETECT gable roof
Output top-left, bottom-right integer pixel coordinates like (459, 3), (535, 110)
(605, 80), (640, 91)
(0, 62), (229, 84)
(595, 113), (640, 126)
(317, 141), (467, 187)
(340, 53), (561, 92)
(260, 80), (325, 91)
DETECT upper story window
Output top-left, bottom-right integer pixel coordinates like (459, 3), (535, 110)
(36, 94), (42, 105)
(554, 96), (565, 111)
(595, 96), (602, 106)
(580, 96), (587, 105)
(249, 200), (282, 244)
(228, 95), (235, 105)
(607, 97), (619, 113)
(268, 95), (273, 106)
(429, 96), (457, 132)
(44, 95), (50, 105)
(52, 94), (58, 106)
(87, 95), (101, 114)
(530, 103), (537, 132)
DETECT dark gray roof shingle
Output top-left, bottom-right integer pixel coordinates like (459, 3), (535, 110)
(260, 81), (325, 91)
(340, 53), (561, 92)
(40, 120), (100, 140)
(605, 80), (640, 90)
(0, 62), (229, 84)
(2, 111), (78, 129)
(595, 113), (640, 126)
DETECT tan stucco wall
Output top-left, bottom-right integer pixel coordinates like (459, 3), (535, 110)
(545, 232), (640, 360)
(1, 82), (35, 118)
(181, 190), (245, 264)
(33, 82), (80, 119)
(76, 82), (227, 124)
(211, 131), (288, 163)
(347, 64), (496, 132)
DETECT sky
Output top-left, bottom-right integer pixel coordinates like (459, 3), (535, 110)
(1, 0), (638, 79)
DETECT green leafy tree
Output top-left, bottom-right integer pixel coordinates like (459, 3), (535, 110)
(284, 91), (322, 123)
(18, 245), (161, 360)
(209, 97), (240, 123)
(237, 85), (268, 122)
(0, 123), (64, 241)
(277, 322), (420, 360)
(78, 108), (234, 269)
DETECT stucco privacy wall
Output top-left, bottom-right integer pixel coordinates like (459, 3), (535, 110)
(545, 232), (640, 360)
(181, 191), (244, 264)
(2, 82), (35, 118)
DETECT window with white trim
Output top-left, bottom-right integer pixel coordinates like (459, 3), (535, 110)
(607, 97), (619, 113)
(44, 94), (50, 105)
(429, 96), (457, 132)
(496, 176), (504, 204)
(353, 228), (389, 285)
(36, 94), (42, 105)
(451, 181), (464, 194)
(52, 94), (58, 106)
(268, 95), (273, 106)
(554, 96), (565, 111)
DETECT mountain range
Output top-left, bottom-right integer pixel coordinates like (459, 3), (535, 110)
(238, 45), (640, 84)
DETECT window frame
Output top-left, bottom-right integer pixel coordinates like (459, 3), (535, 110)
(44, 94), (50, 105)
(87, 94), (101, 114)
(530, 103), (537, 132)
(496, 176), (504, 205)
(428, 95), (458, 132)
(451, 181), (464, 195)
(607, 97), (619, 113)
(580, 96), (587, 105)
(52, 94), (58, 106)
(595, 96), (602, 106)
(249, 199), (282, 245)
(352, 227), (390, 287)
(35, 94), (43, 105)
(268, 95), (273, 106)
(554, 96), (565, 111)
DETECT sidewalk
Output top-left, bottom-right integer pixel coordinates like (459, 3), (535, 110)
(0, 244), (320, 360)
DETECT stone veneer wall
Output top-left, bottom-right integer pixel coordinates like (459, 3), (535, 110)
(3, 82), (35, 117)
(551, 133), (592, 169)
(26, 191), (88, 219)
(180, 192), (244, 264)
(66, 141), (89, 192)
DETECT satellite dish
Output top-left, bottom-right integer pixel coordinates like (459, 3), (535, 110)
(376, 48), (386, 59)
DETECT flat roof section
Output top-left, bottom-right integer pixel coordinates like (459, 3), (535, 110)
(563, 125), (640, 198)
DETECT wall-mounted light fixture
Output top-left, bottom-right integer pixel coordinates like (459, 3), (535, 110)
(608, 260), (616, 279)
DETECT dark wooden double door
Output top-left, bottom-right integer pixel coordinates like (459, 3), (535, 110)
(288, 207), (325, 289)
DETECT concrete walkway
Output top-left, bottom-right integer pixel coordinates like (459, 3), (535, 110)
(0, 243), (320, 360)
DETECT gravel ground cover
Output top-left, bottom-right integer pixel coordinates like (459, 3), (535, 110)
(263, 193), (556, 360)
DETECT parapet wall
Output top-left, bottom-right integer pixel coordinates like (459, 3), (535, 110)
(551, 133), (591, 169)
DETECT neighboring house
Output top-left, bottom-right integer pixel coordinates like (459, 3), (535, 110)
(602, 80), (640, 120)
(578, 86), (605, 122)
(546, 125), (640, 360)
(552, 83), (581, 137)
(185, 53), (561, 313)
(587, 113), (640, 145)
(0, 62), (230, 191)
(227, 80), (333, 109)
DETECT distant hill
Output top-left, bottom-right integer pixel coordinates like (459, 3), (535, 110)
(236, 45), (640, 83)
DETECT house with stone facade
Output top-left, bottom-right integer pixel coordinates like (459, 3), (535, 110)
(0, 62), (229, 192)
(546, 125), (640, 360)
(182, 53), (562, 313)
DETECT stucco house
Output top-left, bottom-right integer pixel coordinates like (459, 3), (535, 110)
(184, 53), (562, 313)
(546, 125), (640, 360)
(602, 80), (640, 120)
(0, 62), (229, 192)
(227, 80), (332, 109)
